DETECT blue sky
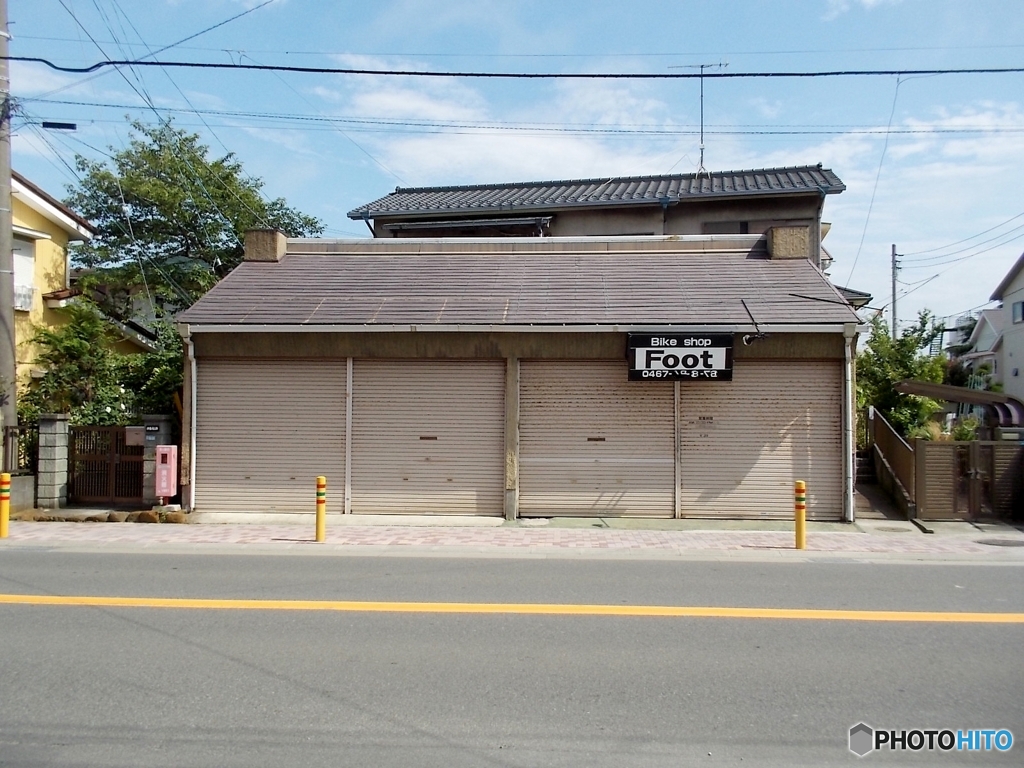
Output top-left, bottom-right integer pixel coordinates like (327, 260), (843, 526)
(10, 0), (1024, 330)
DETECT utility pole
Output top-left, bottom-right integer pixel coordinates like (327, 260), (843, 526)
(892, 244), (901, 342)
(0, 0), (15, 434)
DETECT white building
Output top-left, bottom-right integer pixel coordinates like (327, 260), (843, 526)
(991, 251), (1024, 402)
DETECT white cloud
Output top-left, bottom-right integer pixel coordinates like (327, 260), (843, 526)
(824, 0), (900, 21)
(11, 61), (85, 97)
(310, 65), (695, 184)
(758, 102), (1024, 320)
(749, 97), (783, 120)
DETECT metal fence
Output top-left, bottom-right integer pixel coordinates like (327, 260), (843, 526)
(3, 424), (39, 476)
(915, 441), (1024, 520)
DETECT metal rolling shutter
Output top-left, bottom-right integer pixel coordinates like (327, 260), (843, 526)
(519, 360), (675, 517)
(678, 360), (843, 519)
(195, 359), (346, 513)
(350, 360), (505, 515)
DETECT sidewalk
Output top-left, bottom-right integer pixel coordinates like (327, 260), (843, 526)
(3, 514), (1024, 561)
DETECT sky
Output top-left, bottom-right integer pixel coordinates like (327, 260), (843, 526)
(9, 0), (1024, 332)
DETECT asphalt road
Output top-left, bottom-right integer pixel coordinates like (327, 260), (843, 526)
(1, 552), (1022, 767)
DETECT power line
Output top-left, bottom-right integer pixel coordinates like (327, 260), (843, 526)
(901, 209), (1024, 259)
(20, 99), (1024, 137)
(105, 1), (276, 229)
(14, 36), (1024, 57)
(30, 1), (277, 101)
(10, 57), (1024, 78)
(54, 0), (242, 260)
(844, 77), (902, 286)
(901, 229), (1024, 270)
(239, 52), (403, 183)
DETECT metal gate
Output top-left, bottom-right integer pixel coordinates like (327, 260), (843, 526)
(68, 426), (145, 505)
(915, 441), (1024, 520)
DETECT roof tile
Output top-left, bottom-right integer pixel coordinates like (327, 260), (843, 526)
(348, 165), (844, 220)
(179, 238), (859, 328)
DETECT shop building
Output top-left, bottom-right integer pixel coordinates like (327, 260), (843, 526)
(177, 230), (861, 520)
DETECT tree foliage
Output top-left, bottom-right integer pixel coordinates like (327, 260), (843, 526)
(19, 301), (183, 426)
(65, 120), (323, 312)
(856, 311), (946, 437)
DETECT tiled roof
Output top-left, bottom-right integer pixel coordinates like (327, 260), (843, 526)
(348, 165), (844, 220)
(178, 237), (859, 328)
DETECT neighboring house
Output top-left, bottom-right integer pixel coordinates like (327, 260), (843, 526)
(178, 165), (862, 522)
(12, 172), (158, 388)
(991, 251), (1024, 402)
(11, 171), (96, 386)
(349, 165), (843, 269)
(961, 309), (1004, 382)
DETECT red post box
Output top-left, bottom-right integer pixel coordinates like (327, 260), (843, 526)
(156, 445), (178, 503)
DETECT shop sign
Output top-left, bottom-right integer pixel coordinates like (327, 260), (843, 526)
(627, 333), (734, 381)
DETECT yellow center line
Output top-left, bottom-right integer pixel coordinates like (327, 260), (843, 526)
(1, 593), (1023, 622)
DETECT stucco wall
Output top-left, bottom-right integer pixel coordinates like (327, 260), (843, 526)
(372, 195), (825, 246)
(13, 199), (71, 388)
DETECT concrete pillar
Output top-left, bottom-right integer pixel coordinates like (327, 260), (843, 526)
(37, 414), (69, 509)
(142, 414), (175, 505)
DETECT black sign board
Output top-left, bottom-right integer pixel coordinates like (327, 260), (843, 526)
(627, 333), (734, 381)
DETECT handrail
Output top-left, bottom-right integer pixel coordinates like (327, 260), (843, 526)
(868, 407), (915, 502)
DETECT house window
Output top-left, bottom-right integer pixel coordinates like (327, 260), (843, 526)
(13, 237), (35, 312)
(1014, 301), (1024, 324)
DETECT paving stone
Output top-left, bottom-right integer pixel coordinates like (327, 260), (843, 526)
(1, 519), (1022, 558)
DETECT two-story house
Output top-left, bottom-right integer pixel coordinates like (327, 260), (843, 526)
(12, 171), (97, 386)
(991, 251), (1024, 402)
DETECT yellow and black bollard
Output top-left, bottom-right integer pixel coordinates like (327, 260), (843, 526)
(794, 480), (806, 550)
(315, 476), (326, 543)
(1, 472), (10, 539)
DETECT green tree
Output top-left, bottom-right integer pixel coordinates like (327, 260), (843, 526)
(65, 120), (323, 312)
(19, 301), (129, 425)
(857, 311), (946, 437)
(19, 302), (184, 426)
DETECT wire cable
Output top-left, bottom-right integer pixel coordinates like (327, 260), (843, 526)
(11, 56), (1024, 78)
(843, 76), (901, 286)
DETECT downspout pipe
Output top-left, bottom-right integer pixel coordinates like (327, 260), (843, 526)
(183, 326), (197, 513)
(843, 322), (857, 522)
(659, 197), (673, 235)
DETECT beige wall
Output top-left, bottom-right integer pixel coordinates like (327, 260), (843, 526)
(13, 199), (72, 388)
(372, 195), (824, 245)
(193, 330), (845, 361)
(1001, 271), (1024, 402)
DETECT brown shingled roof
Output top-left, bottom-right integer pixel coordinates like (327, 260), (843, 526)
(178, 237), (859, 329)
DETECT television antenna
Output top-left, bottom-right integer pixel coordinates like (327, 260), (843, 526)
(669, 61), (728, 176)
